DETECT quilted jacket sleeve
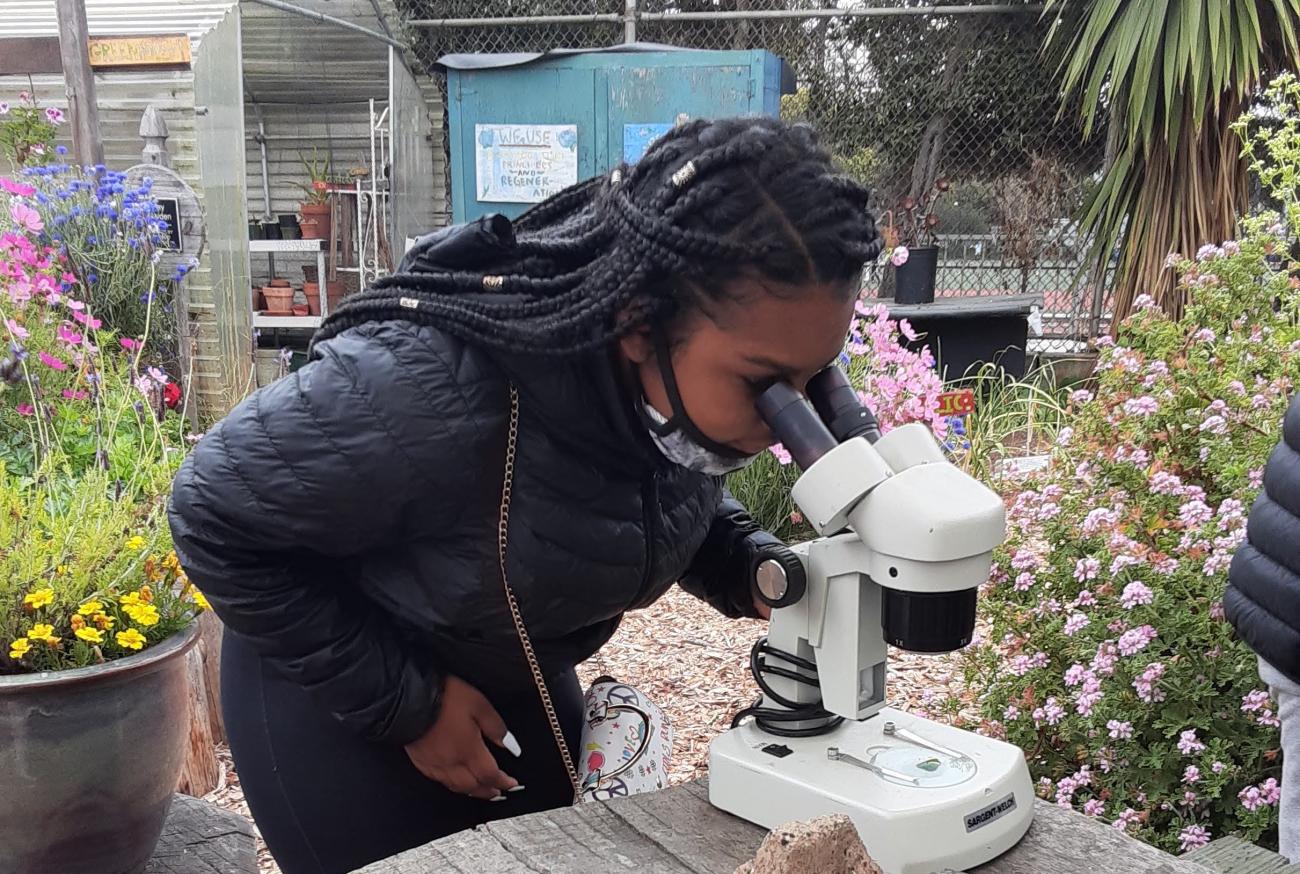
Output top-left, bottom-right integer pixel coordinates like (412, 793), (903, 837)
(1226, 392), (1300, 685)
(168, 322), (491, 746)
(679, 489), (788, 619)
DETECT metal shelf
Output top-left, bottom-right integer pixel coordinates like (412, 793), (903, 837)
(253, 314), (321, 329)
(250, 239), (325, 254)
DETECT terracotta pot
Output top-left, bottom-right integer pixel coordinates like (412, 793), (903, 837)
(268, 278), (290, 288)
(0, 623), (200, 874)
(252, 286), (265, 311)
(299, 203), (331, 241)
(292, 303), (309, 317)
(262, 285), (294, 315)
(326, 279), (346, 313)
(303, 281), (322, 316)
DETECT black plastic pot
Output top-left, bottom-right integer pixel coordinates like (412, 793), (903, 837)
(894, 246), (939, 305)
(248, 221), (264, 240)
(261, 222), (282, 240)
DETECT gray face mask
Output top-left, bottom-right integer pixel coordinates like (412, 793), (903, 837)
(641, 400), (762, 476)
(637, 326), (763, 476)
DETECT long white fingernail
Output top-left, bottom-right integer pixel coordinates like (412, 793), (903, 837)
(490, 794), (507, 802)
(507, 784), (526, 793)
(502, 731), (522, 757)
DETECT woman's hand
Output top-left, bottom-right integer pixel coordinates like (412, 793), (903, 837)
(404, 676), (520, 800)
(754, 594), (772, 620)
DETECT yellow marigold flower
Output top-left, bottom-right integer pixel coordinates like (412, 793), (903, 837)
(93, 613), (115, 630)
(8, 638), (31, 659)
(125, 535), (146, 551)
(74, 627), (104, 644)
(192, 591), (211, 611)
(77, 600), (103, 616)
(125, 603), (160, 627)
(115, 628), (146, 651)
(56, 564), (68, 575)
(22, 588), (54, 610)
(27, 624), (57, 644)
(69, 614), (86, 632)
(121, 591), (142, 608)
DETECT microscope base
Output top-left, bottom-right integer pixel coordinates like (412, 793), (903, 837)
(708, 706), (1034, 874)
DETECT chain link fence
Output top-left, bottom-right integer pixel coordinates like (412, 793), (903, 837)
(394, 0), (1110, 352)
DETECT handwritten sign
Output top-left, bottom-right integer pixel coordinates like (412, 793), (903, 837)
(88, 35), (191, 69)
(936, 389), (976, 417)
(475, 124), (579, 204)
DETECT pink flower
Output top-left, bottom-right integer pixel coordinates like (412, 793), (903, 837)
(1091, 642), (1119, 676)
(768, 443), (792, 465)
(1113, 808), (1139, 831)
(1074, 557), (1100, 582)
(1134, 662), (1167, 702)
(44, 107), (64, 124)
(1070, 389), (1094, 405)
(889, 246), (910, 267)
(1083, 799), (1105, 817)
(1032, 696), (1065, 726)
(1120, 582), (1154, 609)
(1011, 549), (1040, 571)
(0, 178), (36, 197)
(1064, 664), (1089, 687)
(1181, 790), (1199, 807)
(1013, 572), (1036, 592)
(1003, 704), (1020, 720)
(1249, 468), (1264, 488)
(1122, 396), (1159, 417)
(1199, 414), (1228, 436)
(1183, 765), (1201, 784)
(9, 203), (43, 234)
(15, 403), (33, 416)
(56, 324), (83, 346)
(61, 389), (87, 400)
(1064, 613), (1090, 636)
(1179, 499), (1213, 528)
(1241, 689), (1272, 714)
(1117, 625), (1157, 656)
(1212, 761), (1227, 774)
(1179, 825), (1211, 852)
(1149, 471), (1184, 495)
(147, 366), (168, 385)
(38, 351), (67, 372)
(71, 309), (101, 330)
(1177, 729), (1205, 755)
(4, 317), (28, 340)
(1107, 719), (1133, 740)
(1193, 327), (1217, 343)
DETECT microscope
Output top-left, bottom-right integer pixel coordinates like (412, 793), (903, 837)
(708, 366), (1034, 874)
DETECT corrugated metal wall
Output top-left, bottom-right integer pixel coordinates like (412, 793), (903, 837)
(1, 0), (233, 41)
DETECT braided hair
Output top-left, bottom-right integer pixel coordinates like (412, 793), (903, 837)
(312, 118), (882, 356)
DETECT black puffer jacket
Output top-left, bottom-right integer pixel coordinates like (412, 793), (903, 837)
(1226, 392), (1300, 685)
(168, 317), (776, 746)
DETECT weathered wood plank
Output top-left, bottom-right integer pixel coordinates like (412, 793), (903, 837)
(368, 780), (1222, 874)
(145, 794), (256, 874)
(1182, 836), (1294, 874)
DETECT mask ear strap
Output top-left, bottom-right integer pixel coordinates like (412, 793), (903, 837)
(649, 326), (753, 461)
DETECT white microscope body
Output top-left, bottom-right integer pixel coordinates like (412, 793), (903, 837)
(708, 393), (1035, 874)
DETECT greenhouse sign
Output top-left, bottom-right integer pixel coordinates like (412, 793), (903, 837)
(475, 124), (578, 204)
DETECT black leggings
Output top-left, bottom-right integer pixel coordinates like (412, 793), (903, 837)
(221, 631), (583, 874)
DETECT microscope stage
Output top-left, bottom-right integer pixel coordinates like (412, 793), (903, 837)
(708, 707), (1034, 874)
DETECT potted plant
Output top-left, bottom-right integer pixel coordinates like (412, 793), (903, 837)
(1, 166), (208, 872)
(881, 178), (949, 304)
(296, 149), (332, 241)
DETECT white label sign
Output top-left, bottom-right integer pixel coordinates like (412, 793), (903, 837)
(475, 123), (579, 204)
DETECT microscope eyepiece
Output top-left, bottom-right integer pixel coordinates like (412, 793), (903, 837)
(806, 365), (882, 444)
(756, 383), (840, 471)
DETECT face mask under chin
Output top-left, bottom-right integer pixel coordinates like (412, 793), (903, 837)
(640, 399), (762, 476)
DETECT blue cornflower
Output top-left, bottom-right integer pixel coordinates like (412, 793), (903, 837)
(55, 145), (68, 155)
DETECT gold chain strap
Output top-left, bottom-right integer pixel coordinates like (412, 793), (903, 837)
(498, 384), (582, 802)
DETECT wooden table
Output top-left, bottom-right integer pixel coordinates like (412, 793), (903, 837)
(359, 779), (1215, 874)
(145, 794), (257, 874)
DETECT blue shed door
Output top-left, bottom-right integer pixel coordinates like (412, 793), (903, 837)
(604, 62), (755, 168)
(449, 67), (599, 221)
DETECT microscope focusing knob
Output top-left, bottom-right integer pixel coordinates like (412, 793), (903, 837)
(753, 549), (807, 609)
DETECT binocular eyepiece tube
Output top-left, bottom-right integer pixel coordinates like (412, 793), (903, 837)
(755, 364), (881, 471)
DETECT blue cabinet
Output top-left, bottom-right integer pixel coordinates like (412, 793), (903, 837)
(445, 49), (791, 223)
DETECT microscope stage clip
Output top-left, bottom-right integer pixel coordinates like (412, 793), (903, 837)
(826, 746), (920, 785)
(883, 721), (969, 762)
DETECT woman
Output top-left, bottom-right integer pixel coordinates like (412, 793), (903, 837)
(168, 117), (881, 872)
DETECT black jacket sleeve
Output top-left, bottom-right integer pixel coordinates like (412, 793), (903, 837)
(168, 321), (492, 746)
(679, 489), (790, 619)
(1226, 392), (1300, 685)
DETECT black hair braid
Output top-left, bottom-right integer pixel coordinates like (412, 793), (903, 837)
(311, 117), (882, 357)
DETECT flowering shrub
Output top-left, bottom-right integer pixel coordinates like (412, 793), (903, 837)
(955, 216), (1297, 853)
(0, 91), (61, 168)
(20, 160), (186, 350)
(1, 173), (203, 674)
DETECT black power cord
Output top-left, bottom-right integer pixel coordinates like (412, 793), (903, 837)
(730, 636), (844, 737)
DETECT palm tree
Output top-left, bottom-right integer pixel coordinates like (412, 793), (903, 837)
(1045, 0), (1300, 327)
